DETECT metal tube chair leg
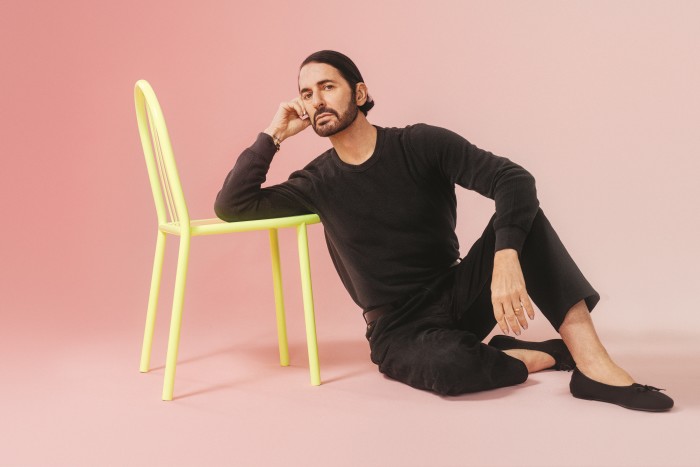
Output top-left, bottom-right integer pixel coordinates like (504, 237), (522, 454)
(140, 230), (167, 372)
(269, 228), (290, 367)
(162, 233), (192, 401)
(297, 223), (321, 386)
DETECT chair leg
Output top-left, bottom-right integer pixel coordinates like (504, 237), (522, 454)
(297, 223), (321, 386)
(269, 229), (290, 367)
(140, 230), (167, 373)
(162, 233), (191, 401)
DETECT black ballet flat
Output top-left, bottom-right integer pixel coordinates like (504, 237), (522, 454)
(487, 335), (576, 371)
(569, 367), (674, 412)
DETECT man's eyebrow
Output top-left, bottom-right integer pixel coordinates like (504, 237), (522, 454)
(299, 79), (337, 94)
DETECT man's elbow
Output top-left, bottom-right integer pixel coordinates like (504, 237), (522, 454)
(214, 199), (240, 222)
(525, 170), (536, 186)
(513, 165), (537, 188)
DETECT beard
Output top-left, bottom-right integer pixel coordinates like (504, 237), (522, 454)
(311, 94), (359, 137)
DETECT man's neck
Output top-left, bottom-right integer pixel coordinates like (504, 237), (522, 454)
(329, 114), (377, 165)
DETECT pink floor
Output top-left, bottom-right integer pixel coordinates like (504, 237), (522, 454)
(2, 236), (698, 467)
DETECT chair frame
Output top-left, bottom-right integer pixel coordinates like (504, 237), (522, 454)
(134, 79), (321, 400)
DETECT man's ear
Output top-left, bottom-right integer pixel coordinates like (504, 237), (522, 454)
(355, 82), (368, 106)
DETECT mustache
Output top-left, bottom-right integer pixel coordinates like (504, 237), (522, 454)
(315, 109), (337, 123)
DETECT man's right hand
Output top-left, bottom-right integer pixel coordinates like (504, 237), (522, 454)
(264, 97), (311, 145)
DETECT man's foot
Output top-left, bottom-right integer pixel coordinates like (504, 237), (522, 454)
(575, 360), (634, 386)
(570, 367), (673, 412)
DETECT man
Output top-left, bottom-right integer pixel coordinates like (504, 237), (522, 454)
(214, 50), (673, 411)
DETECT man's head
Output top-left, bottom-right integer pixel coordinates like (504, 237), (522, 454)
(298, 50), (374, 137)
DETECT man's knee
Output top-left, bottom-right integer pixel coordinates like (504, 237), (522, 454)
(377, 336), (528, 396)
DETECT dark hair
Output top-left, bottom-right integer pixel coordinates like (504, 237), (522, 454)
(299, 50), (375, 116)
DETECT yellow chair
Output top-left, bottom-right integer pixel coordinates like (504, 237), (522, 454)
(134, 79), (321, 401)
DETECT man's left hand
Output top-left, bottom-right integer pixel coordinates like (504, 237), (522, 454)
(491, 248), (535, 335)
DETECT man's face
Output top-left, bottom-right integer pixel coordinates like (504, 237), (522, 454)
(298, 62), (359, 137)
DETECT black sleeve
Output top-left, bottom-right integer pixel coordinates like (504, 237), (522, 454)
(406, 123), (540, 255)
(214, 132), (314, 222)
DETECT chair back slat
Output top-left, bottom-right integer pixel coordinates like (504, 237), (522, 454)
(134, 80), (190, 227)
(147, 105), (179, 224)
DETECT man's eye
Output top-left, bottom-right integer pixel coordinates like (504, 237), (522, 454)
(324, 85), (333, 90)
(302, 94), (311, 99)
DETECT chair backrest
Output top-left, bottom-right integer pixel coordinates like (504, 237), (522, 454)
(134, 79), (190, 227)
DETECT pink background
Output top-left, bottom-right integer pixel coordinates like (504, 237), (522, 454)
(1, 1), (699, 466)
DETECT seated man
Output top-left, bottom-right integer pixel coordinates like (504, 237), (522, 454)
(214, 49), (673, 412)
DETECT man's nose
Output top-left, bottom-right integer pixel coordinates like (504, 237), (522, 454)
(312, 94), (325, 110)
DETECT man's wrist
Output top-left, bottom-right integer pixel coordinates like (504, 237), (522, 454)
(263, 127), (285, 144)
(263, 128), (282, 151)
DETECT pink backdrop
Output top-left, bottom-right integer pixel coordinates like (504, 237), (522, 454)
(1, 1), (699, 465)
(2, 0), (698, 334)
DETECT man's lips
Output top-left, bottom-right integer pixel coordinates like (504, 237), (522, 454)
(316, 112), (333, 122)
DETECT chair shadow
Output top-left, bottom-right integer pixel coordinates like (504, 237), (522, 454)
(152, 338), (370, 369)
(149, 344), (252, 372)
(174, 378), (260, 400)
(154, 337), (373, 400)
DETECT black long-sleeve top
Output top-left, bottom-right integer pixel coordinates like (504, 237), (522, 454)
(214, 123), (539, 310)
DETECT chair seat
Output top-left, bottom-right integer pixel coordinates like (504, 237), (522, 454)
(159, 213), (321, 236)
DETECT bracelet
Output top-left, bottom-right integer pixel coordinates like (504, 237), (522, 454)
(270, 134), (281, 152)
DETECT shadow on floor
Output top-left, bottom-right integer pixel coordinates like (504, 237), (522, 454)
(147, 337), (373, 399)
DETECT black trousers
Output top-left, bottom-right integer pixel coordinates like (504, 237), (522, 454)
(365, 207), (600, 396)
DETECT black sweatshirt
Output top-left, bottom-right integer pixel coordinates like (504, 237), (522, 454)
(214, 123), (539, 310)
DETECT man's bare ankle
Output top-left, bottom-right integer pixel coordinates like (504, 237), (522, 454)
(572, 350), (612, 369)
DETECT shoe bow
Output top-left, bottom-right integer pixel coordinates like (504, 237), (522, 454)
(634, 383), (664, 392)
